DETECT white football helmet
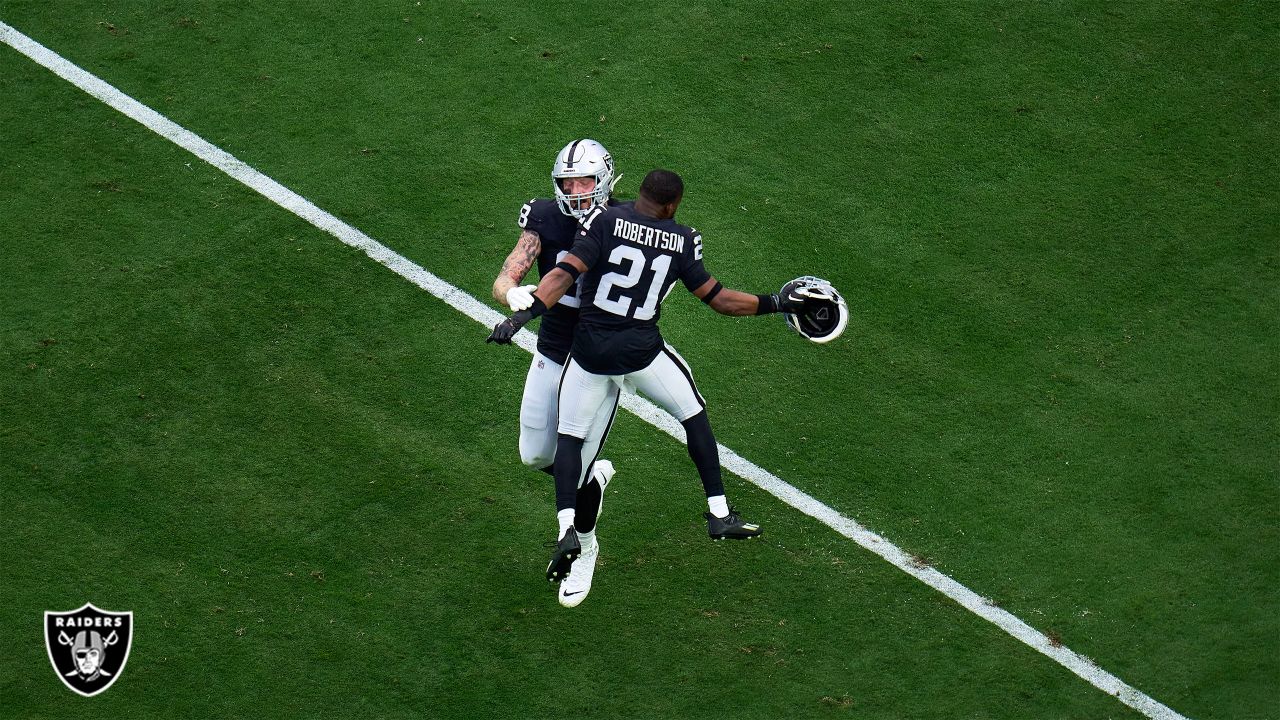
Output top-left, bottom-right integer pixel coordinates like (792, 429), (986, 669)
(781, 276), (849, 344)
(552, 139), (617, 220)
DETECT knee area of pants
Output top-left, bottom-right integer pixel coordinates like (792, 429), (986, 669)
(520, 450), (553, 469)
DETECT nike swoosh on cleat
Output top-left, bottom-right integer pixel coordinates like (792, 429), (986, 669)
(563, 590), (585, 597)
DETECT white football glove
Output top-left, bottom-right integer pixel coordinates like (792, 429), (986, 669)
(505, 284), (539, 311)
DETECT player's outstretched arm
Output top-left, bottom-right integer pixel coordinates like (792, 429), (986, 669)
(492, 229), (541, 307)
(691, 277), (809, 317)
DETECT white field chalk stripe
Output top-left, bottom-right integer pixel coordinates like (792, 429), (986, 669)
(0, 21), (509, 341)
(1, 20), (1187, 720)
(622, 392), (1178, 712)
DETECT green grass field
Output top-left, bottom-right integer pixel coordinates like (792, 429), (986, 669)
(1, 2), (1276, 718)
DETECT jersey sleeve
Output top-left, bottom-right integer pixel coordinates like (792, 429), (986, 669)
(516, 198), (561, 234)
(568, 208), (607, 269)
(680, 230), (712, 291)
(516, 199), (536, 230)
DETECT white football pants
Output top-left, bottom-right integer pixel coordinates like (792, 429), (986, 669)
(520, 351), (619, 486)
(558, 343), (705, 439)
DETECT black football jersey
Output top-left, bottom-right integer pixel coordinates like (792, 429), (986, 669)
(567, 203), (712, 375)
(515, 197), (586, 364)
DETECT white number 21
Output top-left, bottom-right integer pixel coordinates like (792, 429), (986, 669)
(594, 246), (672, 321)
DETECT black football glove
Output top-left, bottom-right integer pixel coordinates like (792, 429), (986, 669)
(776, 289), (818, 315)
(777, 278), (840, 315)
(486, 310), (533, 344)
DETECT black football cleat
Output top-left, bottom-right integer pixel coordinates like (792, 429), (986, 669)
(705, 510), (762, 540)
(545, 528), (582, 582)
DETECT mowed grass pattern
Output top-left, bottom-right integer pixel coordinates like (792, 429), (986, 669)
(1, 3), (1275, 719)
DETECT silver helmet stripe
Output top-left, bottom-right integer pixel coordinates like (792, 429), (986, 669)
(564, 139), (582, 171)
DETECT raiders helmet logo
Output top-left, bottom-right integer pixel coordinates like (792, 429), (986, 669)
(44, 603), (134, 697)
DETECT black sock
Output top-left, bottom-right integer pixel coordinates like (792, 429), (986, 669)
(538, 464), (555, 477)
(574, 475), (602, 532)
(681, 411), (724, 499)
(553, 434), (585, 512)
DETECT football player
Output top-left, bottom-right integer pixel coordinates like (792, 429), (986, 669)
(490, 139), (622, 567)
(489, 169), (824, 605)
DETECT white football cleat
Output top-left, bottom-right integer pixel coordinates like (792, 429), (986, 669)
(590, 459), (615, 490)
(588, 459), (615, 521)
(557, 535), (599, 608)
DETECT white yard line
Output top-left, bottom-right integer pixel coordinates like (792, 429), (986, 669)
(1, 20), (1189, 720)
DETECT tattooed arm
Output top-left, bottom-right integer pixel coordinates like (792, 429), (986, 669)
(492, 229), (541, 306)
